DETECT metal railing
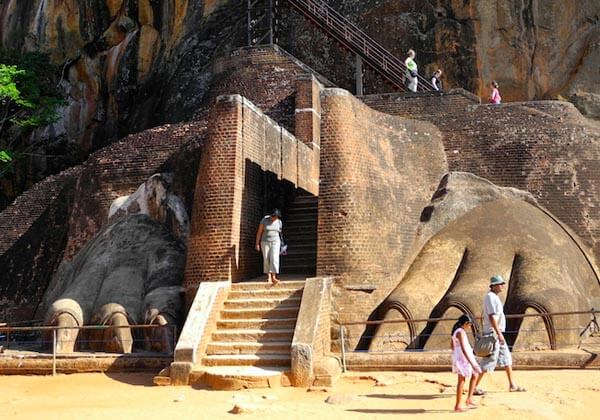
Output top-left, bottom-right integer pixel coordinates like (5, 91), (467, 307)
(0, 324), (177, 375)
(338, 309), (600, 371)
(286, 0), (436, 92)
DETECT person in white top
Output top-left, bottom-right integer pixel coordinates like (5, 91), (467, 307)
(404, 49), (418, 92)
(474, 275), (526, 395)
(431, 69), (443, 91)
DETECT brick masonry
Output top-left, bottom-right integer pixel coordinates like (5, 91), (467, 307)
(317, 88), (448, 344)
(183, 95), (319, 292)
(362, 92), (600, 257)
(0, 121), (206, 322)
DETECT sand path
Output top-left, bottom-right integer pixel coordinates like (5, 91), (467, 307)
(2, 370), (599, 419)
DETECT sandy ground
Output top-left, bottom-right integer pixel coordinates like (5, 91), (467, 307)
(1, 370), (599, 419)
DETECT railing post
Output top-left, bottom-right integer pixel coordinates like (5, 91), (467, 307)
(340, 324), (347, 372)
(355, 55), (363, 96)
(52, 329), (57, 376)
(267, 0), (274, 44)
(247, 0), (252, 46)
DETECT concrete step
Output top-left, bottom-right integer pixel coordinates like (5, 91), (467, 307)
(227, 288), (303, 300)
(216, 318), (298, 330)
(212, 328), (294, 342)
(230, 281), (305, 291)
(190, 366), (292, 390)
(224, 297), (301, 309)
(220, 307), (300, 319)
(206, 341), (291, 355)
(202, 354), (291, 367)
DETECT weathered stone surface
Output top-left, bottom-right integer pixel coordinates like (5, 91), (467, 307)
(40, 214), (186, 353)
(280, 0), (600, 109)
(108, 173), (190, 243)
(373, 175), (600, 352)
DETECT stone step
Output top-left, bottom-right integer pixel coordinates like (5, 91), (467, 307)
(281, 251), (317, 261)
(206, 341), (291, 355)
(212, 328), (295, 342)
(216, 318), (298, 330)
(190, 366), (292, 390)
(224, 297), (302, 309)
(282, 243), (316, 251)
(202, 354), (291, 367)
(227, 288), (303, 300)
(230, 281), (305, 291)
(285, 217), (317, 225)
(220, 307), (300, 319)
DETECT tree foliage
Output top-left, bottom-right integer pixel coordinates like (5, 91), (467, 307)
(0, 49), (66, 173)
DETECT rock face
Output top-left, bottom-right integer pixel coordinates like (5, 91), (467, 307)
(372, 173), (600, 352)
(0, 0), (243, 150)
(280, 0), (600, 114)
(1, 0), (598, 155)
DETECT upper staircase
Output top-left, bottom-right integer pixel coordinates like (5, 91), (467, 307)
(282, 194), (318, 275)
(286, 0), (436, 92)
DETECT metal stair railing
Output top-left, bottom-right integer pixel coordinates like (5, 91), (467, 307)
(286, 0), (436, 92)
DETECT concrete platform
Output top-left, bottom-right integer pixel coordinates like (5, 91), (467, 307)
(344, 348), (600, 371)
(0, 350), (171, 374)
(191, 366), (292, 390)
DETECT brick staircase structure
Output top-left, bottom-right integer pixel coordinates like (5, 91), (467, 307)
(282, 194), (318, 275)
(192, 281), (305, 388)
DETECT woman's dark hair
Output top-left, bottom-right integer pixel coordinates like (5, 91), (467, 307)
(451, 314), (472, 335)
(492, 80), (499, 88)
(271, 208), (282, 218)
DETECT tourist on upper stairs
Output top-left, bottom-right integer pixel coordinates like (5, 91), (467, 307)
(431, 69), (443, 91)
(255, 208), (283, 285)
(405, 49), (418, 92)
(489, 80), (502, 104)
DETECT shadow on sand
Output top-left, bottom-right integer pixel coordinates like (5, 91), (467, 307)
(347, 408), (453, 415)
(364, 393), (452, 400)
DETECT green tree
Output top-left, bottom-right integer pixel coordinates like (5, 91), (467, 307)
(0, 50), (65, 175)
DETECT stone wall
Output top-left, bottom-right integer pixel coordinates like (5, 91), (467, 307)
(317, 88), (448, 342)
(184, 95), (319, 290)
(363, 95), (600, 255)
(0, 120), (205, 322)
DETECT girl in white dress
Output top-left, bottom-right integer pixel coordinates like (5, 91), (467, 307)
(451, 314), (482, 412)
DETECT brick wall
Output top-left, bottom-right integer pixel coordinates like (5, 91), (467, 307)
(0, 120), (206, 322)
(206, 45), (333, 133)
(0, 167), (81, 321)
(318, 88), (448, 345)
(363, 94), (600, 254)
(63, 121), (206, 260)
(184, 95), (319, 291)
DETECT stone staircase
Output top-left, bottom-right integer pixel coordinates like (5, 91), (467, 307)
(194, 281), (305, 388)
(282, 194), (317, 275)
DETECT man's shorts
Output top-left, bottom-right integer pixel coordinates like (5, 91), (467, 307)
(479, 338), (512, 372)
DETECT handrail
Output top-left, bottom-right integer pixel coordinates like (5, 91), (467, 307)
(286, 0), (436, 92)
(340, 309), (600, 327)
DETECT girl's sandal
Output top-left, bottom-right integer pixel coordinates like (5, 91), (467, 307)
(509, 385), (527, 392)
(454, 407), (469, 413)
(473, 388), (486, 396)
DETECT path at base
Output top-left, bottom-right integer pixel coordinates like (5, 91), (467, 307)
(1, 370), (599, 419)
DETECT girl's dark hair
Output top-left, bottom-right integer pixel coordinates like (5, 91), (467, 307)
(451, 314), (472, 335)
(271, 208), (282, 218)
(492, 80), (499, 88)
